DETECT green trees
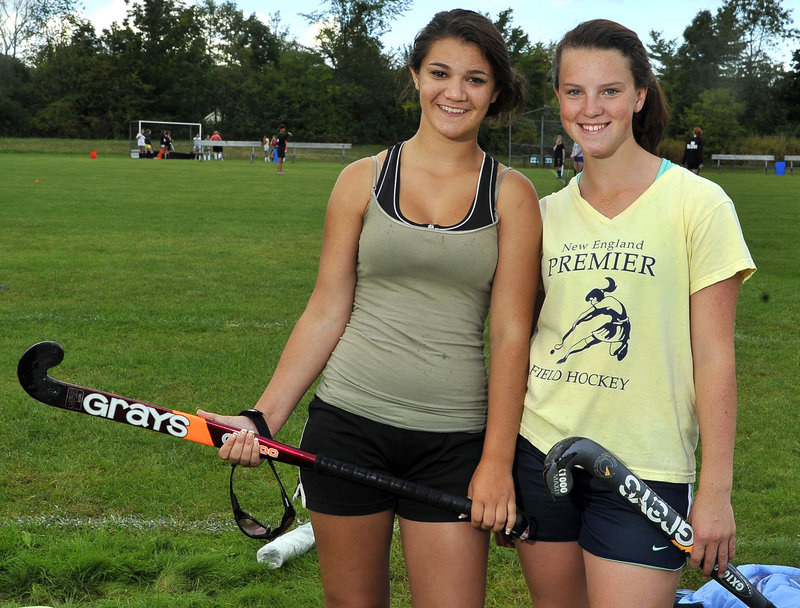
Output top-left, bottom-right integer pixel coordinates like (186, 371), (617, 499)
(0, 53), (31, 135)
(0, 0), (797, 148)
(777, 49), (800, 135)
(651, 0), (798, 144)
(24, 0), (213, 138)
(491, 9), (553, 157)
(0, 0), (77, 60)
(302, 0), (413, 143)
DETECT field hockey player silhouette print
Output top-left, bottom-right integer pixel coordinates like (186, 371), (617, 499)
(550, 277), (631, 364)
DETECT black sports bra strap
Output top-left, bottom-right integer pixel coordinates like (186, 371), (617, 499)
(374, 142), (499, 231)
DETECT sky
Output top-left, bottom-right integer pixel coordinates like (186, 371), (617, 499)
(78, 0), (798, 60)
(76, 0), (800, 65)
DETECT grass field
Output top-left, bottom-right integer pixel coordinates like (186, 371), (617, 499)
(1, 148), (798, 607)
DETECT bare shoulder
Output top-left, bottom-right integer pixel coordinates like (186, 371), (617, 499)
(335, 156), (373, 187)
(326, 152), (386, 218)
(495, 166), (540, 215)
(331, 152), (386, 196)
(329, 156), (374, 204)
(341, 150), (388, 179)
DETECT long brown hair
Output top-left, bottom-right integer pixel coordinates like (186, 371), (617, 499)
(553, 19), (670, 155)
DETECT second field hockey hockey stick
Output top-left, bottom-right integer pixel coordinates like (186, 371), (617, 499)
(17, 341), (531, 539)
(543, 436), (777, 608)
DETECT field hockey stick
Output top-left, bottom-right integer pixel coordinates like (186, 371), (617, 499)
(17, 341), (531, 540)
(543, 436), (777, 608)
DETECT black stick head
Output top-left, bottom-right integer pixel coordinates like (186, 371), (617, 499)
(542, 436), (584, 497)
(18, 341), (67, 406)
(543, 436), (616, 498)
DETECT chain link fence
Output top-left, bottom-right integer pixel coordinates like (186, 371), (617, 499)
(506, 105), (577, 171)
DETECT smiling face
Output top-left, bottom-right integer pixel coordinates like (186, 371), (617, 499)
(555, 47), (647, 160)
(410, 37), (498, 142)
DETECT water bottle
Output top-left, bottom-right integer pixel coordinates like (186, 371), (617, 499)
(256, 522), (315, 568)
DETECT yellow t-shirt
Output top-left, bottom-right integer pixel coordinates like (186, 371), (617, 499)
(520, 163), (755, 482)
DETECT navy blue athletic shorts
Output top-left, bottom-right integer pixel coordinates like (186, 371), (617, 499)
(513, 435), (690, 570)
(298, 395), (485, 521)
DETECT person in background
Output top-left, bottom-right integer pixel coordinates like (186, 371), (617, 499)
(506, 19), (755, 608)
(553, 134), (566, 179)
(271, 133), (279, 162)
(198, 9), (540, 607)
(211, 130), (223, 160)
(263, 135), (271, 162)
(193, 133), (202, 160)
(136, 129), (146, 157)
(570, 140), (583, 176)
(144, 129), (153, 157)
(159, 130), (170, 159)
(275, 125), (292, 175)
(683, 126), (704, 174)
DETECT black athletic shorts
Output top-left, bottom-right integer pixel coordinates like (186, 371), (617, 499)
(513, 435), (690, 570)
(298, 395), (485, 521)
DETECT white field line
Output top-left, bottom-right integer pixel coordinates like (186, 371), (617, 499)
(1, 514), (237, 533)
(735, 330), (800, 345)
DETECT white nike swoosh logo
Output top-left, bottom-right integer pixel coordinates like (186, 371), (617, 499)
(652, 545), (669, 551)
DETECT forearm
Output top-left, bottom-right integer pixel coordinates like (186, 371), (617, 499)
(691, 360), (738, 574)
(694, 361), (737, 497)
(469, 327), (529, 532)
(482, 329), (530, 466)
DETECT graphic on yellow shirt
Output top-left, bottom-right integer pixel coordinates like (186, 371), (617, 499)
(550, 277), (631, 365)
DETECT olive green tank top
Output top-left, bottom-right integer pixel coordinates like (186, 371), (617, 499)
(316, 144), (506, 432)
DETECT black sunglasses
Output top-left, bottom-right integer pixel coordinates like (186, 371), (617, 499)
(229, 460), (296, 540)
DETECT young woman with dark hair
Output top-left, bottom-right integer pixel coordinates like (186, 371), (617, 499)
(508, 19), (755, 608)
(200, 9), (540, 607)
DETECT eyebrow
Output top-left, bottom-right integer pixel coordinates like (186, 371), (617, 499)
(427, 61), (491, 77)
(560, 80), (628, 89)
